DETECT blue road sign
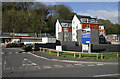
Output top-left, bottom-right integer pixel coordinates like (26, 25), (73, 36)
(82, 34), (91, 44)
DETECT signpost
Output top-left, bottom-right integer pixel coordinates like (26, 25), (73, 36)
(82, 34), (90, 44)
(82, 34), (91, 53)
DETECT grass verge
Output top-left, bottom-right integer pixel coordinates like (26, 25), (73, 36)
(38, 50), (119, 60)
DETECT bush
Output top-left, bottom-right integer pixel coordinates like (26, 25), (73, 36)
(6, 43), (21, 48)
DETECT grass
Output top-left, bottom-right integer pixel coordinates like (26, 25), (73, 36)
(39, 50), (120, 60)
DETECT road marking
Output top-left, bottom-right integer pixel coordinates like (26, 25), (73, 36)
(3, 61), (6, 69)
(9, 52), (12, 54)
(74, 64), (85, 67)
(16, 52), (18, 53)
(43, 65), (52, 69)
(65, 64), (74, 67)
(1, 52), (4, 54)
(80, 65), (85, 66)
(74, 64), (82, 65)
(36, 66), (41, 69)
(88, 64), (95, 66)
(97, 64), (104, 66)
(54, 65), (63, 68)
(93, 74), (120, 77)
(22, 58), (37, 66)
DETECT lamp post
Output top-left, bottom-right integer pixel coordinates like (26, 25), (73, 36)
(13, 29), (14, 38)
(40, 30), (41, 41)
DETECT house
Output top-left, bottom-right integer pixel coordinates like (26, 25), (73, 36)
(106, 34), (120, 44)
(56, 20), (72, 42)
(72, 15), (99, 44)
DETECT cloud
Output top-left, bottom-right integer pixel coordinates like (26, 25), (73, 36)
(78, 10), (118, 24)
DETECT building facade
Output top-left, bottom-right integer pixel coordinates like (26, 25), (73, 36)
(56, 15), (106, 44)
(56, 20), (72, 42)
(72, 15), (99, 44)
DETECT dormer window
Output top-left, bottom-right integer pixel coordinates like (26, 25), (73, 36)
(81, 18), (87, 23)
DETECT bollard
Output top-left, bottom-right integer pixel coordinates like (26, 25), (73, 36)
(117, 53), (119, 58)
(79, 53), (81, 58)
(74, 53), (76, 58)
(97, 54), (99, 60)
(40, 48), (41, 52)
(57, 51), (59, 57)
(101, 53), (103, 60)
(49, 50), (51, 54)
(43, 48), (45, 52)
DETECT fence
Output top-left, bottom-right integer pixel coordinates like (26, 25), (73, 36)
(39, 47), (119, 60)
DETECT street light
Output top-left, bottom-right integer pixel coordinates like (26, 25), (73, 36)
(40, 30), (41, 41)
(13, 29), (14, 38)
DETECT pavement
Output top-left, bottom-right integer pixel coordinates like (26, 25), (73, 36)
(1, 47), (120, 78)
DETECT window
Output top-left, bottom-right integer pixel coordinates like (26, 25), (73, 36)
(73, 27), (75, 30)
(64, 28), (68, 32)
(99, 27), (101, 30)
(73, 33), (75, 36)
(81, 18), (87, 23)
(82, 30), (90, 34)
(76, 25), (78, 29)
(69, 23), (72, 27)
(85, 25), (90, 28)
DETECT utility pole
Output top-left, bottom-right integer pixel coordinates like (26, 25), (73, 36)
(13, 29), (14, 38)
(40, 30), (41, 41)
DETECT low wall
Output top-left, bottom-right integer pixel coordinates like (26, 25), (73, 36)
(62, 45), (82, 52)
(92, 44), (120, 52)
(35, 43), (56, 50)
(35, 41), (120, 52)
(62, 44), (120, 52)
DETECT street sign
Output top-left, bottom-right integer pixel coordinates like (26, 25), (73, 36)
(82, 34), (90, 44)
(82, 44), (88, 51)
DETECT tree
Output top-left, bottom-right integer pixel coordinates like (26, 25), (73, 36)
(97, 19), (120, 35)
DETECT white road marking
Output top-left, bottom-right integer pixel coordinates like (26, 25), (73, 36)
(16, 52), (18, 53)
(3, 61), (6, 69)
(22, 58), (37, 66)
(43, 65), (52, 69)
(36, 66), (41, 69)
(65, 64), (74, 67)
(1, 52), (4, 54)
(93, 74), (120, 77)
(9, 52), (12, 54)
(54, 65), (63, 68)
(97, 64), (104, 66)
(74, 64), (82, 65)
(88, 64), (95, 66)
(80, 65), (85, 66)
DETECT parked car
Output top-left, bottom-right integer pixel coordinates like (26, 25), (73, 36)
(22, 44), (36, 52)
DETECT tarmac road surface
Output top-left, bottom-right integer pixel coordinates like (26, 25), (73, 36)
(1, 48), (119, 77)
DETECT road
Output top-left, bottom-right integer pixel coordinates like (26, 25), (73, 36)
(1, 48), (119, 77)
